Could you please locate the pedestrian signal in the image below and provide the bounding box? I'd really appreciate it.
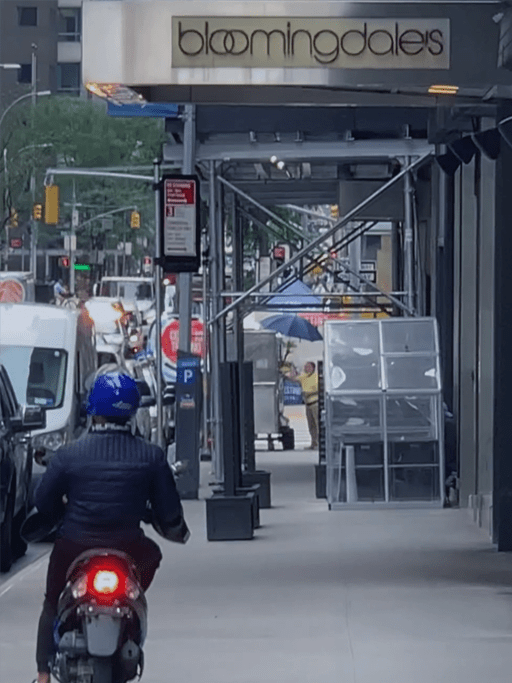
[59,256,70,268]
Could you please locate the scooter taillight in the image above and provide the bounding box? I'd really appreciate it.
[70,563,140,603]
[92,570,120,596]
[87,567,125,602]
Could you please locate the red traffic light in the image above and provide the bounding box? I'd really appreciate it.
[59,256,70,267]
[273,246,286,261]
[10,238,22,249]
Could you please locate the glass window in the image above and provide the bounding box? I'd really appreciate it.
[100,281,153,301]
[58,8,81,42]
[0,346,68,409]
[57,63,81,96]
[381,320,436,354]
[18,64,32,84]
[384,356,439,391]
[18,7,37,26]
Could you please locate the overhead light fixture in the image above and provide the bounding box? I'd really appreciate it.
[270,155,278,165]
[435,150,462,176]
[277,160,286,171]
[472,128,501,160]
[448,136,477,164]
[428,84,459,95]
[249,131,257,143]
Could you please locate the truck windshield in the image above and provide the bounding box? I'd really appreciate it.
[100,281,153,301]
[0,346,68,409]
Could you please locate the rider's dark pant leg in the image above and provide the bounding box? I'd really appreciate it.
[124,535,163,592]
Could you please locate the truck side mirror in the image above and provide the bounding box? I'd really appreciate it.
[11,405,46,432]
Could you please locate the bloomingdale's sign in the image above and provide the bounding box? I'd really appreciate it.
[172,17,450,69]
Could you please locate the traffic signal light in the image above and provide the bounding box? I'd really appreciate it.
[130,210,141,229]
[59,256,70,268]
[9,208,18,228]
[45,185,59,224]
[330,204,339,219]
[32,203,43,221]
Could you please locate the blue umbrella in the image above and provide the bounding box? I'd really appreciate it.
[261,314,323,341]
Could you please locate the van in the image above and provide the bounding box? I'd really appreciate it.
[0,303,97,483]
[95,277,155,337]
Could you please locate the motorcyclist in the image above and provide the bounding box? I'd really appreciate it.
[32,372,188,683]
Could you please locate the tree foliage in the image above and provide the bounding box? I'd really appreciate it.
[0,96,167,258]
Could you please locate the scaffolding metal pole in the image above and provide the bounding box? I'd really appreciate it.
[403,156,415,315]
[178,104,196,352]
[213,153,431,323]
[153,159,164,449]
[209,161,223,480]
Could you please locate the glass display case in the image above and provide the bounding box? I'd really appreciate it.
[324,318,444,508]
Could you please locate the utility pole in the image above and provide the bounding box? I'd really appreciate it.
[30,45,37,277]
[70,181,78,294]
[178,104,195,352]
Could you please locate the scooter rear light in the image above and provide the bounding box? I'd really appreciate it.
[92,570,120,595]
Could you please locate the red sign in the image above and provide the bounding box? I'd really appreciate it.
[165,179,196,206]
[0,279,25,303]
[10,238,22,249]
[273,246,286,260]
[161,319,205,364]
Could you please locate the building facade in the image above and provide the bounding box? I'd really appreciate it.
[0,0,83,108]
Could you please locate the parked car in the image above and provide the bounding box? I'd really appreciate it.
[0,364,46,572]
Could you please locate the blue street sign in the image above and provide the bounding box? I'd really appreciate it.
[107,102,179,118]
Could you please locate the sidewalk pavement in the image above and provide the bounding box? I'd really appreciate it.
[3,432,512,682]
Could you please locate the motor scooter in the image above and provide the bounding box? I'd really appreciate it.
[21,462,189,683]
[52,547,146,683]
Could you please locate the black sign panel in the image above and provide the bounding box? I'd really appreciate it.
[159,174,201,273]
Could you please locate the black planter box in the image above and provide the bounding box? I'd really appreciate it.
[315,462,327,499]
[241,470,271,508]
[206,493,255,541]
[212,485,260,528]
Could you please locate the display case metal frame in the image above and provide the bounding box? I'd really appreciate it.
[324,318,444,510]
